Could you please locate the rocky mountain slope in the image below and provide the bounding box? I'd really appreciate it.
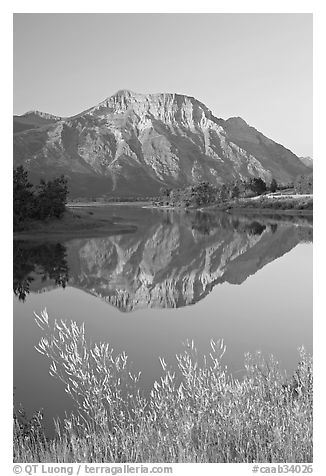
[13,90,310,197]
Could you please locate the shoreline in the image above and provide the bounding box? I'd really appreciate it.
[224,207,313,216]
[14,197,313,241]
[13,207,137,241]
[67,201,152,208]
[13,226,137,241]
[151,193,313,215]
[148,203,313,215]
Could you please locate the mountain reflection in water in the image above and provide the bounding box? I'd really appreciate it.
[13,210,312,310]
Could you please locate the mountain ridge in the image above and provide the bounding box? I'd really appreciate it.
[13,90,311,198]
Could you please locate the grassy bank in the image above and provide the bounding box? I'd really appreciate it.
[14,311,313,463]
[223,195,313,214]
[13,207,137,240]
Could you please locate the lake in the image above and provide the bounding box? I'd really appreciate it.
[13,205,313,433]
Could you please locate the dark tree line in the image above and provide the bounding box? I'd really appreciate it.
[14,166,68,231]
[157,176,278,208]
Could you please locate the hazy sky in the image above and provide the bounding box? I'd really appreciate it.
[13,13,312,156]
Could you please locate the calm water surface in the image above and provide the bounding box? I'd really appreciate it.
[13,206,313,432]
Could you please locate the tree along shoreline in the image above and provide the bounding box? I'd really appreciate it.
[14,166,69,232]
[153,176,313,213]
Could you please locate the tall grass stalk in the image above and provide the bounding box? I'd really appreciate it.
[14,310,312,463]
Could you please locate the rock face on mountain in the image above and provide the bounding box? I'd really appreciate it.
[16,210,312,311]
[13,90,310,197]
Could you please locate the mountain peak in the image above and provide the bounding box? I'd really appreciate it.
[89,90,210,122]
[108,90,199,104]
[111,89,137,98]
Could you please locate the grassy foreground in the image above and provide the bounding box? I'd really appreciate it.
[14,311,313,463]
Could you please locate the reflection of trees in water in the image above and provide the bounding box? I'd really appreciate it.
[158,209,313,242]
[245,221,266,236]
[188,212,268,237]
[190,212,218,235]
[187,210,313,240]
[13,241,69,301]
[270,223,278,234]
[296,226,313,243]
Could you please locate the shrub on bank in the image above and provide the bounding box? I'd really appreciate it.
[14,311,313,464]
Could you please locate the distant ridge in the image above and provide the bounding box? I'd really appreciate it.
[13,110,62,134]
[21,110,63,120]
[299,156,313,168]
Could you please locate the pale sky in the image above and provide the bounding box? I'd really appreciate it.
[13,13,312,157]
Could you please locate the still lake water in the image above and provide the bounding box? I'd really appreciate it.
[13,206,312,432]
